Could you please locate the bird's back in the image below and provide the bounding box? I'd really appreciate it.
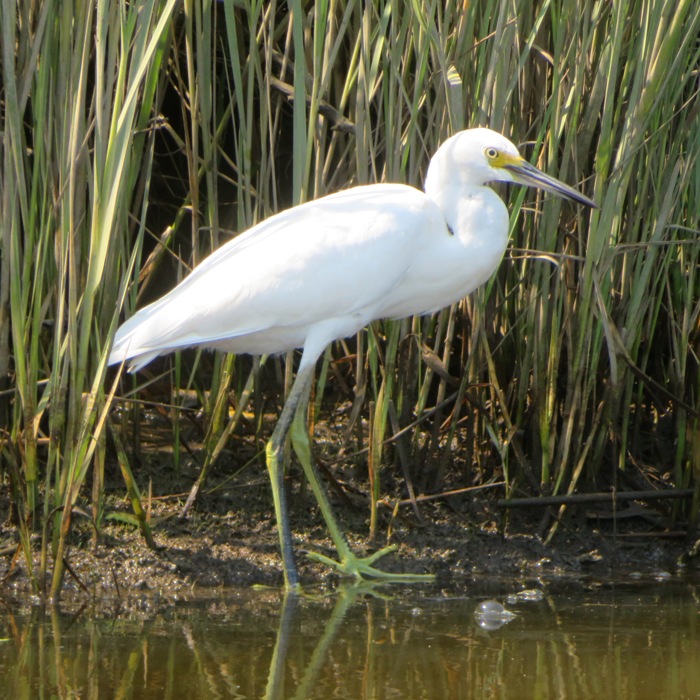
[109,184,454,370]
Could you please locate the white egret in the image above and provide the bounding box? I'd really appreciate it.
[109,128,596,588]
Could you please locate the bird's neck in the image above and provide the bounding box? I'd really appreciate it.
[424,156,449,203]
[425,158,485,219]
[425,180,490,235]
[424,154,509,247]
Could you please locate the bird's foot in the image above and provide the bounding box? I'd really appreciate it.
[306,544,435,582]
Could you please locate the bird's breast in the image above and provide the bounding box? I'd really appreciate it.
[377,189,510,318]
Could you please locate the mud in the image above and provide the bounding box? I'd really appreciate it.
[1,460,693,606]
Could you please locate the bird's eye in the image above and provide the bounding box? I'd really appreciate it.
[485,147,499,160]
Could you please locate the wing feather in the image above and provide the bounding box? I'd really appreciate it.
[109,184,445,367]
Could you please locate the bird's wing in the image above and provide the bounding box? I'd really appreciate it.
[110,184,448,363]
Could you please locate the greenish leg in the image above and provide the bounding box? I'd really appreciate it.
[266,438,300,590]
[290,391,435,583]
[265,362,318,590]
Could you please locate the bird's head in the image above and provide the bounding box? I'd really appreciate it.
[426,127,597,208]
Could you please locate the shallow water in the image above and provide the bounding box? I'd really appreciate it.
[1,576,699,699]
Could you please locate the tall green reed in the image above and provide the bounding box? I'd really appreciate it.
[2,0,698,595]
[2,0,177,595]
[215,0,699,516]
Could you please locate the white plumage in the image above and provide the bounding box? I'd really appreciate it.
[109,128,595,587]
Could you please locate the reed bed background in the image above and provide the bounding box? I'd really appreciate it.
[1,0,699,595]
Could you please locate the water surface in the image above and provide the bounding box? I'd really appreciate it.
[1,576,698,699]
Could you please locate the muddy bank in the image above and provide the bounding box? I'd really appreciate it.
[1,467,694,605]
